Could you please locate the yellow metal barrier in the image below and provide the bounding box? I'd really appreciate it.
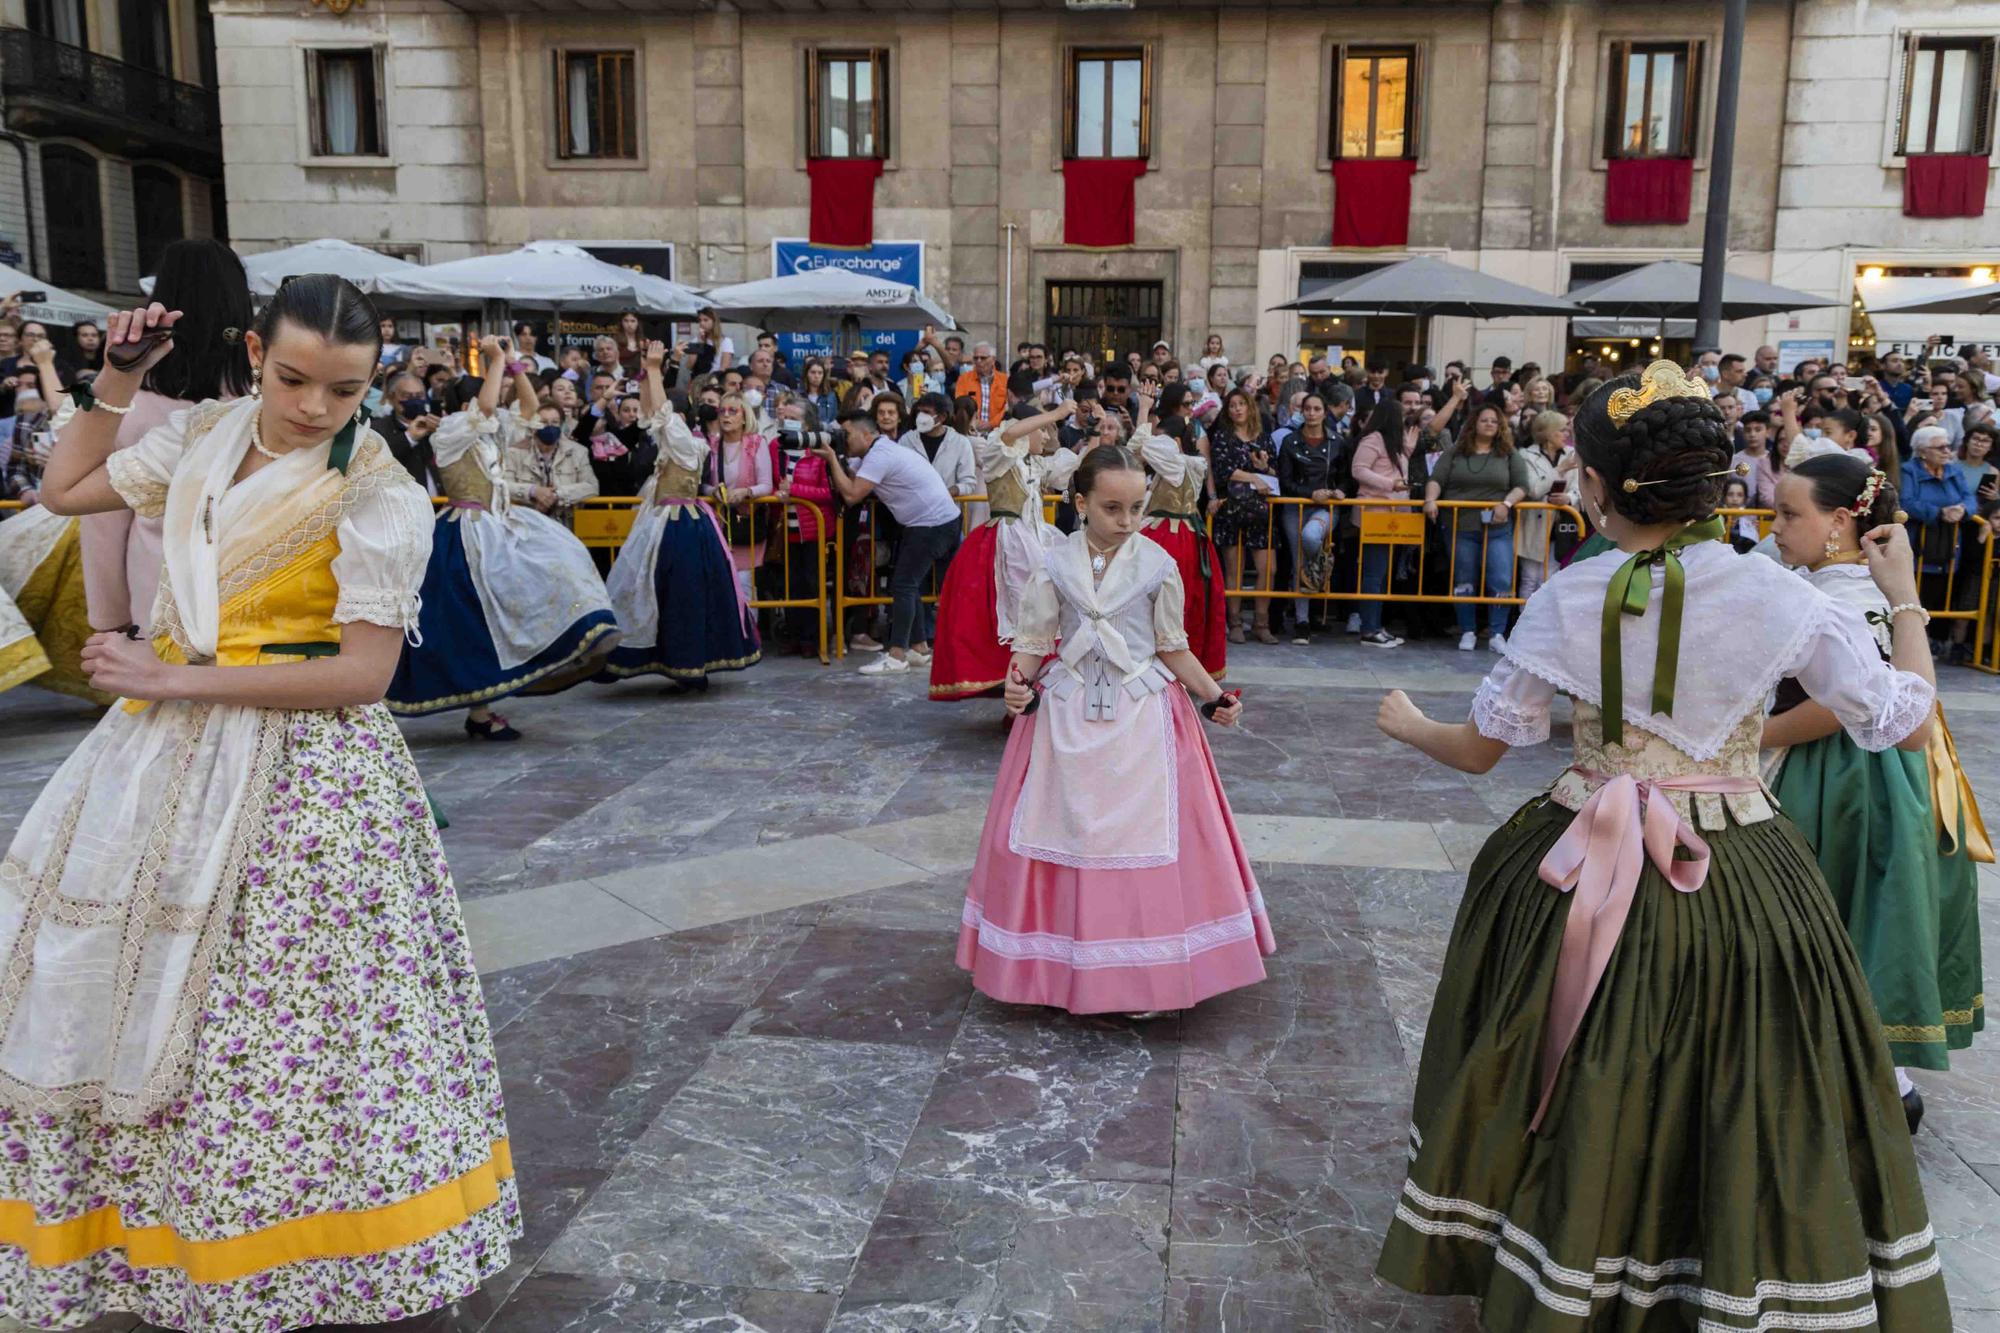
[1212,497,1590,609]
[0,500,23,515]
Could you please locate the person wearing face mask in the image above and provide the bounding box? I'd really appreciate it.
[374,371,443,492]
[898,392,979,502]
[928,398,1084,703]
[387,337,618,740]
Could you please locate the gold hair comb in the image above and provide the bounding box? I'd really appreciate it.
[1622,461,1749,492]
[1605,360,1713,427]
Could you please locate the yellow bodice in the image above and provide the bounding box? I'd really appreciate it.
[1148,470,1202,516]
[437,453,495,507]
[655,459,702,501]
[152,531,344,672]
[988,467,1030,517]
[1553,700,1776,829]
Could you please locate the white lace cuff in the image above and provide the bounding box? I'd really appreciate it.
[105,448,169,518]
[1011,636,1056,658]
[1845,669,1936,752]
[1156,630,1190,653]
[334,587,423,633]
[1471,674,1550,747]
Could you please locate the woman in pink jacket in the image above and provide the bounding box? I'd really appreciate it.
[1346,395,1411,648]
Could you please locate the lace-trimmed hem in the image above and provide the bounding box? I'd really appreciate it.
[1850,669,1936,753]
[104,449,168,519]
[1471,674,1549,747]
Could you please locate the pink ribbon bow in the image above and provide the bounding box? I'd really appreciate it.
[1529,769,1762,1133]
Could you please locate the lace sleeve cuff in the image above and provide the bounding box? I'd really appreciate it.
[1471,674,1551,747]
[333,588,424,634]
[1012,636,1056,657]
[105,447,168,518]
[1846,668,1936,752]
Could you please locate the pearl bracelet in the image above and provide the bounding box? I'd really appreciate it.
[1887,602,1931,625]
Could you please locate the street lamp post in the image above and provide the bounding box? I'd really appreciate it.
[1694,0,1747,351]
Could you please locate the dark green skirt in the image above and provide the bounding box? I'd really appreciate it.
[1377,796,1950,1331]
[1775,734,1984,1068]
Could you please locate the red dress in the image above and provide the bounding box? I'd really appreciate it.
[1138,443,1227,678]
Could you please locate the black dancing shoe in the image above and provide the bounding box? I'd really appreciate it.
[465,712,522,742]
[1903,1086,1925,1136]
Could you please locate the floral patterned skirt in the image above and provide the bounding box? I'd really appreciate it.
[0,704,519,1331]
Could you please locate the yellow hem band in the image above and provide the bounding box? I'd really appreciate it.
[0,1138,512,1285]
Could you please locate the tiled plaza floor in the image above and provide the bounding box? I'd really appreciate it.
[6,634,2000,1332]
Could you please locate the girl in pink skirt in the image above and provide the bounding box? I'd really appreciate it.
[955,445,1275,1017]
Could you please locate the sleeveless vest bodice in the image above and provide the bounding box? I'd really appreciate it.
[988,466,1030,518]
[655,458,702,501]
[436,452,494,507]
[1148,469,1202,516]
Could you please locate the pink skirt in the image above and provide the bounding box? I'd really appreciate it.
[956,686,1275,1013]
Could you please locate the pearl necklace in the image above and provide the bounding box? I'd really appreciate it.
[248,412,282,462]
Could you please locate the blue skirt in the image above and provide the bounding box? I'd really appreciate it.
[599,501,760,682]
[387,514,621,716]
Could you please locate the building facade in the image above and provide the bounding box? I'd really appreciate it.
[0,0,223,300]
[203,0,2000,371]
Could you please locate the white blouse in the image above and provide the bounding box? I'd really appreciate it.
[1471,541,1933,758]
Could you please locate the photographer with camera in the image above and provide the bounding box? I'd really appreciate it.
[375,370,443,493]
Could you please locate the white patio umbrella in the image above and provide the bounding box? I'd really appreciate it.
[1862,279,2000,319]
[0,262,112,327]
[140,238,422,298]
[702,267,955,333]
[1271,254,1587,360]
[371,241,705,315]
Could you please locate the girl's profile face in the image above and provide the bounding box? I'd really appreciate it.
[1770,473,1839,568]
[1078,468,1148,544]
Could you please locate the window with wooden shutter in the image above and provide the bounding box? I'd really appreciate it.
[1065,48,1151,159]
[1896,36,1997,156]
[807,49,889,159]
[1331,45,1420,160]
[1603,40,1703,159]
[555,50,638,161]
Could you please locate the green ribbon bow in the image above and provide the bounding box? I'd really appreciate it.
[328,411,364,475]
[1598,516,1725,746]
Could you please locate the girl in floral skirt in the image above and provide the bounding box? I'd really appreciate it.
[1,277,517,1330]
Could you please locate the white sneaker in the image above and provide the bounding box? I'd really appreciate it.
[1489,632,1508,653]
[907,646,934,665]
[849,633,885,653]
[1345,613,1361,634]
[859,654,910,676]
[1458,632,1476,651]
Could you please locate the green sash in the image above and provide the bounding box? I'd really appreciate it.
[1598,517,1725,746]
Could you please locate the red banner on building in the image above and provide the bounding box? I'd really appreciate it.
[1903,154,1990,219]
[807,157,885,248]
[1331,158,1416,248]
[1603,157,1693,225]
[1062,157,1149,249]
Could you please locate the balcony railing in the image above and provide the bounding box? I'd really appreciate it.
[0,27,219,175]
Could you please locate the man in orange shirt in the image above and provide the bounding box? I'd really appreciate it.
[954,341,1006,430]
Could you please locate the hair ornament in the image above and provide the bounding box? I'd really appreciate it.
[1837,468,1888,520]
[222,327,242,345]
[1622,462,1744,493]
[1605,360,1713,427]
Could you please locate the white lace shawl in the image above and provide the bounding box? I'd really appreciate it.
[1487,541,1934,759]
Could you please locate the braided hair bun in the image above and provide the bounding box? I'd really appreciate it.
[1573,366,1732,526]
[1790,453,1901,531]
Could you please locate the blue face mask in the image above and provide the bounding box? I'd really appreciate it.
[1753,386,1774,406]
[535,424,563,445]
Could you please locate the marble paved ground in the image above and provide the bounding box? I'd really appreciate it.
[8,632,2000,1332]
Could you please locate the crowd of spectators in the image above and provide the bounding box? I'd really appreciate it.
[7,289,1996,666]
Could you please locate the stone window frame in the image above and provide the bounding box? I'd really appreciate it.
[545,42,648,173]
[1588,27,1719,172]
[793,38,903,172]
[294,39,394,169]
[1883,30,2000,166]
[1319,39,1427,168]
[1601,39,1704,161]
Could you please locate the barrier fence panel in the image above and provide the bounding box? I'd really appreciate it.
[831,494,1014,660]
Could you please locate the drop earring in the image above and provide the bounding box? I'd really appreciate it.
[250,363,263,399]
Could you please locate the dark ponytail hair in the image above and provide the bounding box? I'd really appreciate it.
[145,238,253,402]
[1573,369,1732,525]
[1791,453,1900,531]
[1363,395,1406,463]
[1072,442,1147,498]
[253,273,382,363]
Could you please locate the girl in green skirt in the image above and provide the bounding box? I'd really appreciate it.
[1765,453,1986,1134]
[1374,362,1951,1330]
